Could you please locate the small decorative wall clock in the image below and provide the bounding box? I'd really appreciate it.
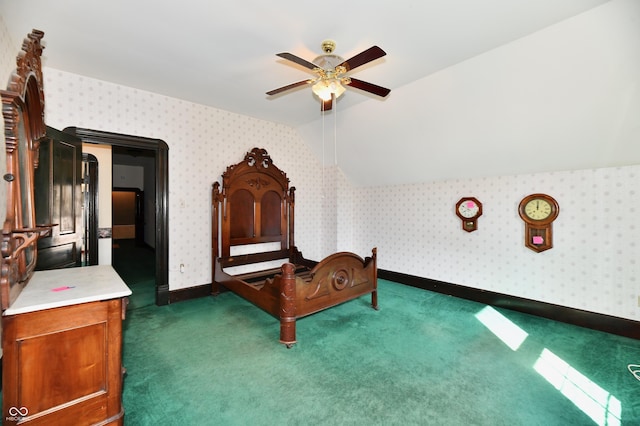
[518,193,559,252]
[455,197,483,232]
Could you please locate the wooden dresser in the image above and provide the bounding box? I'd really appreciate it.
[2,266,131,425]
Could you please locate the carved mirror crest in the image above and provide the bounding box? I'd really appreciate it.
[0,29,50,310]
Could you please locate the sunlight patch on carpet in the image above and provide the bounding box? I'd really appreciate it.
[534,348,621,426]
[475,306,528,351]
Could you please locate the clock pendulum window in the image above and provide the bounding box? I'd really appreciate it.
[518,193,559,252]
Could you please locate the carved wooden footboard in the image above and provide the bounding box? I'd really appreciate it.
[212,247,377,347]
[269,249,377,347]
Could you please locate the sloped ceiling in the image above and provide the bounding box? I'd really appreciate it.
[4,0,639,185]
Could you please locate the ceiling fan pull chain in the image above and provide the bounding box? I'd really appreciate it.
[334,95,338,166]
[322,107,325,197]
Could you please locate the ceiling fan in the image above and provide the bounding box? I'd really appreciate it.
[266,39,391,111]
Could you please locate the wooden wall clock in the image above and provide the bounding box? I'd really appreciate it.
[455,197,482,232]
[518,193,559,252]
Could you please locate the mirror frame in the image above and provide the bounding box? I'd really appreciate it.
[0,30,48,310]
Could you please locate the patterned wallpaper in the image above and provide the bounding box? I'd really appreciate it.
[41,68,326,291]
[343,166,640,321]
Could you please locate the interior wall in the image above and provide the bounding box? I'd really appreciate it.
[341,165,640,322]
[113,164,143,190]
[112,191,136,239]
[320,165,338,256]
[112,162,155,247]
[41,68,325,291]
[113,154,156,247]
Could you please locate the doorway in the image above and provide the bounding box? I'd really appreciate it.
[64,127,169,305]
[112,185,155,309]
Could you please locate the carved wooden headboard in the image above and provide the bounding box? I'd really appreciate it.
[212,148,296,268]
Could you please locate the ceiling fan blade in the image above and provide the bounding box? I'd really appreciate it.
[321,96,333,111]
[338,46,386,72]
[346,78,391,98]
[266,80,311,96]
[276,52,318,70]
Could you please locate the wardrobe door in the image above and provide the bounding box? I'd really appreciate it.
[34,126,83,269]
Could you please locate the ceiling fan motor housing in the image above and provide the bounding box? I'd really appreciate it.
[313,54,344,71]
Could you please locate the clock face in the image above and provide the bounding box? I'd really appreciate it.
[457,200,480,218]
[523,198,553,220]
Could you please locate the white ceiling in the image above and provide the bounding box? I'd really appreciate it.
[6,0,638,187]
[1,0,609,128]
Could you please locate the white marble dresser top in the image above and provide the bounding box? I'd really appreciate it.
[4,265,132,316]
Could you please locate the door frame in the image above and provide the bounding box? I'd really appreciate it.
[83,153,99,266]
[64,127,169,305]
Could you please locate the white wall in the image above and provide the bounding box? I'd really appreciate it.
[113,164,143,190]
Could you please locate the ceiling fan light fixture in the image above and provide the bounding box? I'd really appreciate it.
[312,79,345,101]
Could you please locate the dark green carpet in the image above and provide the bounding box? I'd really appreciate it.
[121,280,640,425]
[112,239,156,309]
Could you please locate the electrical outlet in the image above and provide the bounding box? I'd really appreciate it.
[180,263,185,273]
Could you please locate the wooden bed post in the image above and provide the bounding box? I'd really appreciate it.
[279,262,297,348]
[371,247,378,310]
[288,187,295,256]
[211,182,221,295]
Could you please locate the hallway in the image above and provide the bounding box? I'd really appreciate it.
[112,239,156,309]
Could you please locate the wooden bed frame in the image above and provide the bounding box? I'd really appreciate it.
[212,148,377,347]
